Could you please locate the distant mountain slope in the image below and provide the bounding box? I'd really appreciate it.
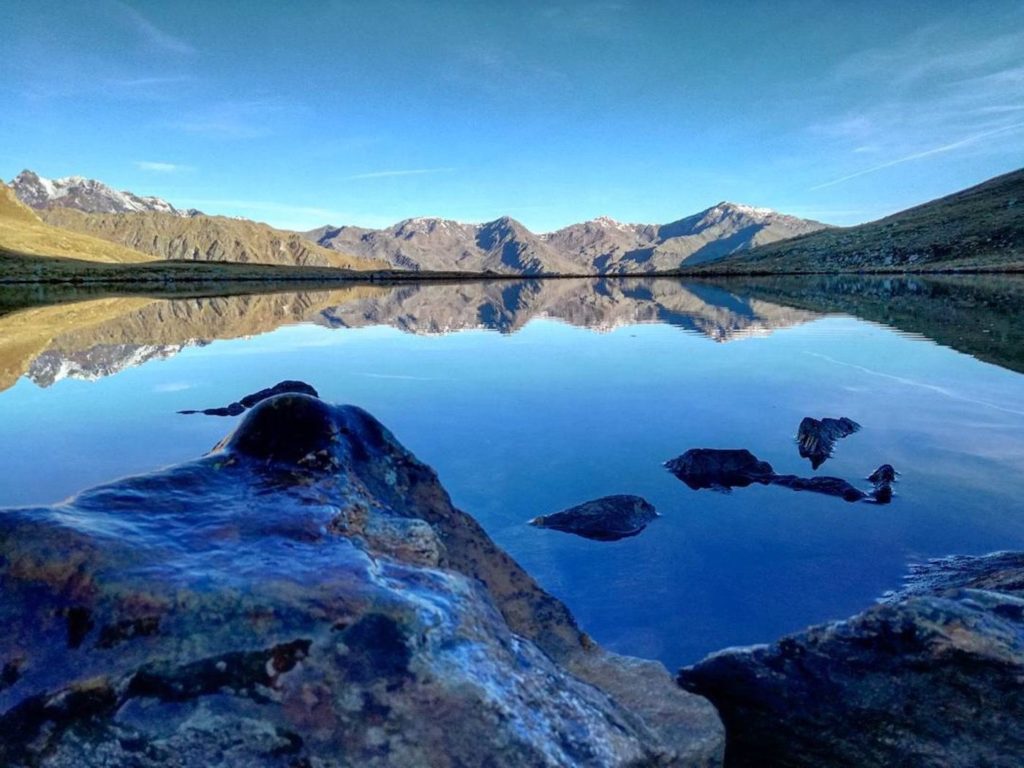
[40,208,385,271]
[309,216,584,275]
[702,168,1024,273]
[543,204,826,272]
[0,182,155,264]
[9,169,198,216]
[309,204,826,274]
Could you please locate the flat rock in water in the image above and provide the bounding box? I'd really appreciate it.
[0,393,722,768]
[678,550,1024,767]
[796,416,861,469]
[664,448,776,491]
[529,494,658,541]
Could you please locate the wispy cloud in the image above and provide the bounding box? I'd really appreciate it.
[811,121,1024,190]
[346,168,455,180]
[106,74,195,89]
[135,160,191,173]
[808,14,1024,192]
[108,0,195,55]
[173,100,287,139]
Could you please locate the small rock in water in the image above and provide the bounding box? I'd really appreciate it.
[797,416,861,469]
[868,463,899,504]
[664,449,775,491]
[529,495,658,541]
[178,380,318,416]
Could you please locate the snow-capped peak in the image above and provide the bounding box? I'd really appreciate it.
[9,169,187,216]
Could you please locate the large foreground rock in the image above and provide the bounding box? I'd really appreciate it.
[678,551,1024,767]
[0,394,722,767]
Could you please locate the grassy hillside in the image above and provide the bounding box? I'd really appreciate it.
[0,183,156,264]
[686,168,1024,274]
[40,208,384,271]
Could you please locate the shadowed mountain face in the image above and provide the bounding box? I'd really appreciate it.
[0,279,818,392]
[309,204,826,274]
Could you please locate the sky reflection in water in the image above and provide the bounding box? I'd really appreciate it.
[1,278,1023,666]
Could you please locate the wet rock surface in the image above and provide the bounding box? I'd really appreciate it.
[0,393,722,767]
[529,495,659,541]
[796,416,860,469]
[678,550,1024,768]
[178,380,318,416]
[665,448,894,504]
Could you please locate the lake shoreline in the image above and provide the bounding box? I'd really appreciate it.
[2,248,1024,289]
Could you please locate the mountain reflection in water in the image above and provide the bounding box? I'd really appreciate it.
[0,278,819,391]
[1,274,1023,666]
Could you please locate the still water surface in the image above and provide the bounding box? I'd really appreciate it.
[1,276,1023,666]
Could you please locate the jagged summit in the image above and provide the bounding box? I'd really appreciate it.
[9,169,194,217]
[308,203,827,274]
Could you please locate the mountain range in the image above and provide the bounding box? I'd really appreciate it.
[8,169,827,274]
[2,172,383,271]
[306,204,826,274]
[3,166,1022,275]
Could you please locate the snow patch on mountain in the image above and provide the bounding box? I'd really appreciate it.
[9,169,191,216]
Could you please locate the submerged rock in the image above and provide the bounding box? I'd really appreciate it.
[868,463,898,504]
[529,495,658,541]
[665,448,890,504]
[678,550,1024,767]
[0,394,722,767]
[768,474,866,502]
[796,416,860,469]
[178,380,318,416]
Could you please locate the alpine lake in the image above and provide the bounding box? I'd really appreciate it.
[2,274,1023,667]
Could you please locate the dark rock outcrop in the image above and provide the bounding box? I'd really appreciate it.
[665,448,892,504]
[664,449,775,491]
[178,380,318,416]
[868,463,898,503]
[796,416,860,469]
[0,393,722,767]
[678,551,1024,767]
[529,495,659,541]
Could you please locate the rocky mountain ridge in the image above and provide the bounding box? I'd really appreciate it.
[7,168,826,274]
[9,170,199,217]
[308,204,827,274]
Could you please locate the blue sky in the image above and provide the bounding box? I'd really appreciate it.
[2,0,1023,231]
